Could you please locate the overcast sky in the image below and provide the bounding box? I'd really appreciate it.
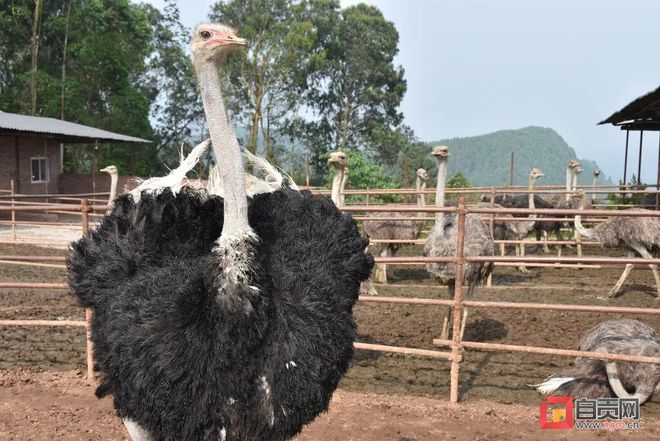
[145,0,660,183]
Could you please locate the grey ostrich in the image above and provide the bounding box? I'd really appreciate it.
[534,319,660,403]
[424,145,494,340]
[100,165,119,207]
[362,167,429,284]
[511,167,544,273]
[533,160,581,255]
[574,202,660,298]
[480,168,544,273]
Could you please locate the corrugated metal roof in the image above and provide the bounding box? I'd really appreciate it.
[599,85,660,131]
[0,110,150,143]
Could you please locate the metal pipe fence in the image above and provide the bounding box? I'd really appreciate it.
[342,199,660,402]
[0,195,659,404]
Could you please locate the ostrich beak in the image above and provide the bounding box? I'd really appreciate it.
[100,166,111,173]
[209,34,247,47]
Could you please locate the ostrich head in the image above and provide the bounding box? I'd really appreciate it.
[594,169,601,177]
[416,168,429,183]
[571,190,588,208]
[100,165,117,176]
[190,23,246,62]
[568,159,581,170]
[529,167,545,181]
[574,166,584,175]
[431,145,449,160]
[328,151,348,170]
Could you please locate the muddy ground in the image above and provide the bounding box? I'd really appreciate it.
[0,241,659,438]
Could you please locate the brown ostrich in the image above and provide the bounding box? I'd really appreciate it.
[534,319,660,403]
[424,145,494,340]
[362,167,429,284]
[574,202,660,298]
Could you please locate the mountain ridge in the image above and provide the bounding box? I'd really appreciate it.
[426,126,611,187]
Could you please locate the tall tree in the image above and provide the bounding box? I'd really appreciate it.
[144,0,206,172]
[29,0,43,114]
[300,3,406,176]
[209,0,332,162]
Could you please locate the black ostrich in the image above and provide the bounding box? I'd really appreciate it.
[67,23,373,441]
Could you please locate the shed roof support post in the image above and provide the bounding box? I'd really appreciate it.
[623,130,629,187]
[657,133,660,210]
[638,130,644,186]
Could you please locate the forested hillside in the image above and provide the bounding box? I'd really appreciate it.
[424,126,610,187]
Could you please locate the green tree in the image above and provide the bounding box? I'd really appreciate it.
[0,0,158,175]
[209,0,330,162]
[325,150,401,203]
[144,0,206,173]
[301,3,406,176]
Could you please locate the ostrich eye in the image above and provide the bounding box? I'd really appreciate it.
[200,30,212,40]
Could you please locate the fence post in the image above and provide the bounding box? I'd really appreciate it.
[487,186,495,287]
[10,180,16,240]
[81,198,94,380]
[449,197,466,403]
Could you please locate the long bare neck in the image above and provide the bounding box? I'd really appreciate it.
[416,177,426,207]
[574,211,595,239]
[565,167,572,201]
[592,175,598,201]
[435,159,447,221]
[340,167,348,206]
[331,167,343,206]
[572,172,579,192]
[196,61,249,239]
[108,173,118,203]
[528,176,537,219]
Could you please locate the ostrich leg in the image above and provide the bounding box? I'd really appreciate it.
[632,245,660,299]
[609,251,636,298]
[460,281,477,340]
[440,280,455,340]
[516,243,530,274]
[372,246,389,283]
[543,231,551,254]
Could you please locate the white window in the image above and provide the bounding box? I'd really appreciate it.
[31,157,49,183]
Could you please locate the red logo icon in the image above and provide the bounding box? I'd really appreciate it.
[540,396,574,429]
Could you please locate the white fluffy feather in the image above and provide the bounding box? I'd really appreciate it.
[529,377,575,395]
[128,137,297,202]
[130,139,211,202]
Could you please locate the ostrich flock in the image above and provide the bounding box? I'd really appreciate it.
[64,23,660,441]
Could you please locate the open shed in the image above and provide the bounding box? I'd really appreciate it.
[0,110,149,194]
[599,85,660,187]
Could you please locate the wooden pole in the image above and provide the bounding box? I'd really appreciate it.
[81,199,94,380]
[509,151,514,186]
[449,197,466,403]
[304,155,310,187]
[486,186,495,287]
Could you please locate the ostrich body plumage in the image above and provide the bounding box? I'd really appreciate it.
[68,187,373,441]
[362,213,423,251]
[537,319,660,402]
[424,213,494,285]
[586,209,660,250]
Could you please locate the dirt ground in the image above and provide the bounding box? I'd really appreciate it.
[1,240,659,439]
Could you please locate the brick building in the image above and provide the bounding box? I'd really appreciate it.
[0,110,149,194]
